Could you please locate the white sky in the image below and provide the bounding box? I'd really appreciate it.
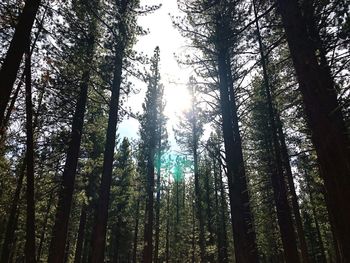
[117,0,193,150]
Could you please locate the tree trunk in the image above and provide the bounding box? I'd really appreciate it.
[112,218,121,263]
[37,192,53,261]
[215,15,259,263]
[64,236,71,263]
[89,46,124,263]
[276,112,309,263]
[0,80,22,139]
[214,157,228,263]
[219,162,229,263]
[48,36,94,263]
[0,7,47,137]
[194,156,207,263]
[304,169,327,263]
[74,205,87,263]
[0,161,25,263]
[191,202,196,263]
[9,231,18,263]
[132,198,140,263]
[204,166,214,243]
[252,2,300,261]
[24,44,36,263]
[276,1,350,261]
[154,140,162,263]
[1,55,45,262]
[0,0,41,123]
[191,94,206,262]
[165,183,170,263]
[142,149,156,263]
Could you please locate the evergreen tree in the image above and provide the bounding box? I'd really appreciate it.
[48,2,99,261]
[139,46,167,263]
[276,1,350,259]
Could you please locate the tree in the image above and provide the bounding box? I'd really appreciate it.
[214,6,259,261]
[48,2,98,261]
[0,0,41,124]
[251,1,301,261]
[24,39,36,263]
[175,1,259,260]
[175,77,207,262]
[207,133,229,263]
[139,46,165,263]
[88,0,136,261]
[108,137,136,262]
[276,0,350,260]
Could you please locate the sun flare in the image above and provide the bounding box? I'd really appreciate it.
[164,84,192,119]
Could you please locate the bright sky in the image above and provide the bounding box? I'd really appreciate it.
[117,0,193,150]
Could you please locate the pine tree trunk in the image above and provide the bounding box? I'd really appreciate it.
[0,7,46,137]
[191,104,206,262]
[0,161,25,263]
[304,169,327,263]
[154,144,162,263]
[276,112,309,263]
[37,192,53,261]
[112,219,121,263]
[252,2,300,261]
[176,180,179,224]
[64,236,71,263]
[1,59,44,262]
[9,232,19,263]
[89,2,128,260]
[89,48,123,263]
[215,16,259,263]
[214,157,228,263]
[218,162,229,263]
[191,202,196,263]
[48,37,94,263]
[24,45,36,263]
[0,80,22,139]
[132,198,140,263]
[194,153,206,262]
[82,218,92,263]
[214,164,221,261]
[0,0,40,123]
[142,149,156,263]
[165,184,170,263]
[276,1,350,261]
[204,167,214,243]
[74,205,87,263]
[142,49,161,263]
